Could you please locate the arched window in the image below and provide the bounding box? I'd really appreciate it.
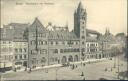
[82,41,85,44]
[51,41,53,45]
[82,36,85,39]
[60,49,63,53]
[41,57,46,63]
[19,48,22,52]
[54,49,58,53]
[82,48,85,52]
[15,48,18,52]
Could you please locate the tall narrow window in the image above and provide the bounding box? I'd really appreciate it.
[15,48,18,53]
[82,36,85,39]
[19,48,22,52]
[24,48,26,52]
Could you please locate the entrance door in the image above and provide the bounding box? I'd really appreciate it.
[74,55,78,62]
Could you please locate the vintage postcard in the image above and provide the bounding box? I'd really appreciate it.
[0,0,127,80]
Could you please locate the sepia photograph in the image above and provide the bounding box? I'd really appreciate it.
[0,0,127,80]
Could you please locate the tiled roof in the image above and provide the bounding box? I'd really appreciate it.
[9,23,29,28]
[86,36,98,42]
[0,23,29,41]
[0,27,13,40]
[86,29,101,35]
[48,30,79,40]
[29,18,47,32]
[99,33,116,43]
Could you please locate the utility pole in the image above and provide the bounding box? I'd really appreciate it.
[117,51,120,79]
[55,67,59,80]
[27,28,30,69]
[126,37,128,80]
[47,31,49,65]
[101,40,103,59]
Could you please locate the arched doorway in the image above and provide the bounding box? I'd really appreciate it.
[41,57,46,66]
[74,55,78,62]
[68,55,73,62]
[61,56,67,64]
[102,54,104,58]
[23,61,27,67]
[96,54,98,59]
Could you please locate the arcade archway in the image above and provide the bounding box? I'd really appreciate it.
[68,55,73,62]
[74,55,78,62]
[61,56,67,64]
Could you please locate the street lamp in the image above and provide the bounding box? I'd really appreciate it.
[55,67,59,80]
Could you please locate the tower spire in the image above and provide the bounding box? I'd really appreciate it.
[105,27,107,34]
[77,1,83,12]
[78,1,83,9]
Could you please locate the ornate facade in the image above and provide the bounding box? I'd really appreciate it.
[26,2,101,68]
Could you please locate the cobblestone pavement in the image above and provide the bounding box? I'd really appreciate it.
[2,55,127,80]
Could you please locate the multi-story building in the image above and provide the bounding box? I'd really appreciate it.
[27,19,49,68]
[1,2,121,70]
[98,28,120,58]
[86,38,100,59]
[13,39,28,69]
[0,23,29,71]
[0,27,14,71]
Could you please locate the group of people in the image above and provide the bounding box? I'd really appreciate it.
[66,62,86,70]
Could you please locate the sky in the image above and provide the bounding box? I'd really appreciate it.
[1,0,127,35]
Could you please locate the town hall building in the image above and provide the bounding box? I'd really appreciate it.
[26,2,101,68]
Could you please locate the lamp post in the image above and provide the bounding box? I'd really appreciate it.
[113,48,116,68]
[55,67,59,80]
[4,62,5,72]
[27,28,30,69]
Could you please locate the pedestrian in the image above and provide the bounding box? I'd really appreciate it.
[14,68,17,72]
[76,65,77,68]
[83,77,85,80]
[24,67,27,71]
[81,72,84,76]
[30,68,31,72]
[45,69,48,73]
[83,63,85,66]
[105,68,107,71]
[72,64,74,70]
[28,68,31,73]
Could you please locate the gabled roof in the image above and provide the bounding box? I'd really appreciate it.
[86,36,98,42]
[78,2,83,9]
[29,18,46,32]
